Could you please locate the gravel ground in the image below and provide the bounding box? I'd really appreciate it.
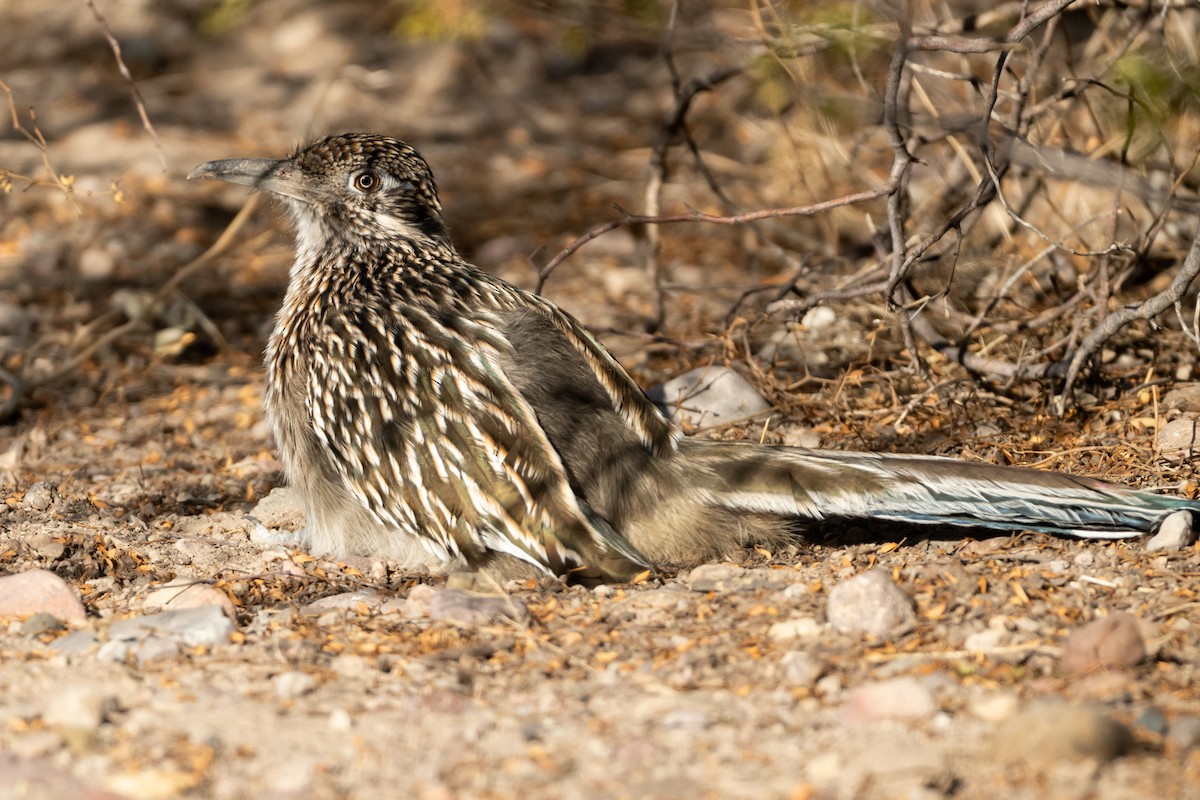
[2,2,1200,798]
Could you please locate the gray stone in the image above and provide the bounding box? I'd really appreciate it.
[249,486,307,531]
[20,612,68,636]
[134,634,183,664]
[26,532,66,561]
[302,590,384,615]
[1145,510,1197,552]
[1156,417,1200,460]
[651,366,770,428]
[1162,384,1200,412]
[0,300,32,337]
[686,564,800,593]
[22,483,55,511]
[994,701,1132,764]
[108,605,235,651]
[50,630,100,655]
[826,569,915,638]
[777,651,824,687]
[1133,706,1169,736]
[403,584,527,626]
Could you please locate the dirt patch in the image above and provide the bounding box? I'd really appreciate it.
[2,2,1199,798]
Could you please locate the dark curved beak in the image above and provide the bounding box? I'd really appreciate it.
[187,157,313,203]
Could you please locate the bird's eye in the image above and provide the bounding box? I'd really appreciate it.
[353,171,379,192]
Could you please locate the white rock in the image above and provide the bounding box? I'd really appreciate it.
[653,366,770,428]
[964,627,1008,652]
[273,670,317,699]
[778,651,824,687]
[969,693,1019,722]
[826,569,915,638]
[78,247,115,280]
[43,685,113,731]
[1145,510,1197,552]
[767,616,823,643]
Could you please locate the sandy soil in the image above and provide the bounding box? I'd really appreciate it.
[2,2,1199,798]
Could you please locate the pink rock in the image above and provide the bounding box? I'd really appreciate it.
[141,581,236,620]
[842,677,937,725]
[0,569,86,625]
[1060,612,1146,677]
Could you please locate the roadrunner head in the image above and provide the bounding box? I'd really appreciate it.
[188,133,449,247]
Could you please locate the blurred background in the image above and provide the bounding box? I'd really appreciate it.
[4,0,1200,470]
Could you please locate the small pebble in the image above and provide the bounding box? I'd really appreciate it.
[815,674,842,698]
[302,590,384,614]
[826,569,915,638]
[838,741,951,797]
[969,693,1018,723]
[994,701,1132,764]
[42,686,112,734]
[330,654,370,678]
[650,366,770,427]
[1060,612,1146,677]
[78,246,116,280]
[403,584,527,626]
[963,627,1008,652]
[1145,510,1197,552]
[1167,716,1200,751]
[0,300,32,336]
[249,486,307,530]
[842,676,937,725]
[134,634,182,664]
[801,306,837,330]
[51,630,99,655]
[1072,550,1096,568]
[98,605,235,663]
[21,612,68,637]
[777,651,824,688]
[273,670,318,699]
[1157,417,1200,460]
[22,483,55,511]
[1133,706,1169,736]
[1162,383,1200,411]
[767,616,823,643]
[142,581,236,619]
[25,532,66,561]
[686,564,798,592]
[0,569,87,625]
[328,708,352,732]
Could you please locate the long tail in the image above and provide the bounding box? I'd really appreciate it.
[683,440,1196,538]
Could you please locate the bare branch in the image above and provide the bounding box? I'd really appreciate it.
[1055,222,1200,414]
[83,0,168,172]
[536,185,894,292]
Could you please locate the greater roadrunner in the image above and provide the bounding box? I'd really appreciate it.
[190,134,1197,582]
